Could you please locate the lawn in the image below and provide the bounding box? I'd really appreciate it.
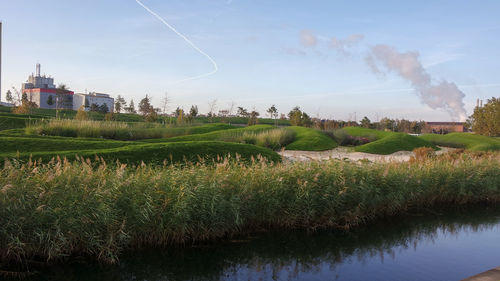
[420,133,500,151]
[285,126,338,151]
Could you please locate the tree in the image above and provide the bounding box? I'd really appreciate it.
[288,106,303,126]
[189,105,198,118]
[267,104,278,126]
[115,95,126,113]
[207,99,217,119]
[5,90,13,104]
[126,99,136,113]
[139,95,153,116]
[471,97,500,136]
[174,107,183,117]
[75,106,88,120]
[99,103,109,114]
[237,106,249,117]
[288,106,312,127]
[248,110,260,125]
[22,92,28,102]
[47,95,54,106]
[57,84,69,91]
[360,116,371,128]
[176,108,184,124]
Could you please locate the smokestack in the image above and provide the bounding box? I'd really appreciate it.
[36,63,41,77]
[480,100,483,107]
[476,98,479,108]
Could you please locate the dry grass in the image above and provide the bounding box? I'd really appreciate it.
[0,152,499,266]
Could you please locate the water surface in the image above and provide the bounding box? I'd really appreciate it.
[35,206,500,281]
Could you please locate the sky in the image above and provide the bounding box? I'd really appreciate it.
[1,0,499,121]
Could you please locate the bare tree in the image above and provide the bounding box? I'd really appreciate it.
[161,91,170,115]
[11,87,22,106]
[228,101,236,116]
[208,99,217,117]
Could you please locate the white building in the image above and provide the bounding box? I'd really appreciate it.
[73,92,114,113]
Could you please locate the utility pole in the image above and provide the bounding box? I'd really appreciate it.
[0,22,3,103]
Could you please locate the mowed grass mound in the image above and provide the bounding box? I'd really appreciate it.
[342,127,437,155]
[285,126,337,151]
[0,115,43,131]
[141,125,275,143]
[342,126,391,140]
[7,141,281,164]
[0,136,133,156]
[420,133,500,151]
[355,133,437,155]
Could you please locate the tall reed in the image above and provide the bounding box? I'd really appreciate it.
[0,152,499,265]
[26,119,229,140]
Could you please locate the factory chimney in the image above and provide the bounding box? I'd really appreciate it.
[36,63,41,77]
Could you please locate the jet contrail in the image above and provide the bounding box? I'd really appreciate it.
[134,0,218,85]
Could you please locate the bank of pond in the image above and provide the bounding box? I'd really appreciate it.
[0,153,499,274]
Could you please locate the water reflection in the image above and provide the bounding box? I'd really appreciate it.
[35,206,500,281]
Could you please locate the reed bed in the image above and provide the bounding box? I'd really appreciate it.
[26,119,233,140]
[225,128,296,150]
[0,152,499,265]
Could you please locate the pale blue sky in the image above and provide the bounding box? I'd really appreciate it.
[1,0,499,120]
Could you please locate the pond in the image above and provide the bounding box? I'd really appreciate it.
[32,206,500,281]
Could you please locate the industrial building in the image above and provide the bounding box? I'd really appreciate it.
[422,122,466,134]
[73,92,114,112]
[22,64,74,110]
[20,64,113,112]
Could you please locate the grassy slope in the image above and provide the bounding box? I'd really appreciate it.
[0,136,133,156]
[7,141,281,164]
[355,133,437,155]
[342,127,391,139]
[343,127,437,155]
[420,133,500,151]
[140,125,274,143]
[285,126,337,151]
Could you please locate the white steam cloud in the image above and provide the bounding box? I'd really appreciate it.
[330,34,364,55]
[366,44,467,121]
[300,30,317,47]
[135,0,218,85]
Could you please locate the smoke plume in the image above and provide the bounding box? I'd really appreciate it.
[300,30,317,47]
[330,34,364,55]
[366,44,467,121]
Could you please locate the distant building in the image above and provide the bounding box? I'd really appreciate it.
[423,122,465,134]
[22,64,74,110]
[73,92,114,113]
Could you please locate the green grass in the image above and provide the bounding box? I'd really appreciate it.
[0,136,133,155]
[355,133,438,155]
[1,153,498,265]
[420,133,500,151]
[0,116,42,131]
[27,120,236,140]
[141,125,275,143]
[342,127,391,140]
[338,127,437,155]
[285,126,338,151]
[3,141,281,165]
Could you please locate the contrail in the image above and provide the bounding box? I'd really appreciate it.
[134,0,218,85]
